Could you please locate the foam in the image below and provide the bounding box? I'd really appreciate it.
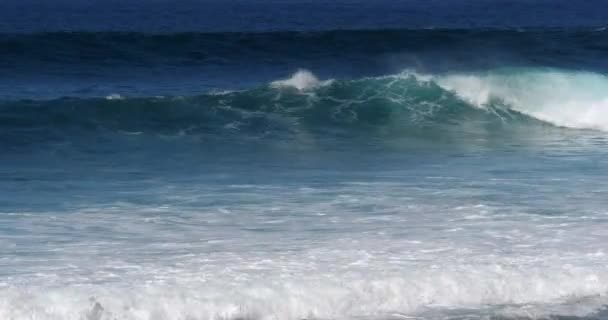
[429,68,608,131]
[2,195,608,320]
[270,69,330,91]
[105,93,124,100]
[1,263,607,320]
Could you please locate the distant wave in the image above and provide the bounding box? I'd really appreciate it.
[1,28,607,72]
[3,67,607,148]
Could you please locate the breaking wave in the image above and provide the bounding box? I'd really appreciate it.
[2,68,607,148]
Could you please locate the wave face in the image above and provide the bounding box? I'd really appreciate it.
[4,68,608,150]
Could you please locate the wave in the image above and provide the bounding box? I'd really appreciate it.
[2,68,607,148]
[1,28,608,73]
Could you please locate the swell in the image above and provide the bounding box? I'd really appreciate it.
[1,28,608,72]
[11,67,608,151]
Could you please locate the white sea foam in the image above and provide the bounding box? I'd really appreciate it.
[1,266,607,320]
[1,179,607,319]
[427,68,608,131]
[271,69,331,91]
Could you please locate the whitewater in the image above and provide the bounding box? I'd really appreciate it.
[2,157,608,320]
[2,4,608,315]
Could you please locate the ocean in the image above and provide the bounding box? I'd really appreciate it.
[1,1,608,319]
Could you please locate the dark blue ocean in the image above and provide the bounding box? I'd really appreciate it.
[2,1,608,319]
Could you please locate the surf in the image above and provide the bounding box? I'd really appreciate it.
[432,68,608,131]
[2,67,607,149]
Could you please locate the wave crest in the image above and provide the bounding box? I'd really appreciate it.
[270,69,329,91]
[433,68,608,131]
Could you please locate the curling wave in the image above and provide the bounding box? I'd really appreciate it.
[2,68,607,148]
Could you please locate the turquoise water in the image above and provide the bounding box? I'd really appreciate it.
[2,2,608,319]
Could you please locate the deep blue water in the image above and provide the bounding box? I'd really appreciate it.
[2,1,608,320]
[1,0,607,33]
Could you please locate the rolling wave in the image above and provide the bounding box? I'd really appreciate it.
[2,68,607,147]
[1,29,607,72]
